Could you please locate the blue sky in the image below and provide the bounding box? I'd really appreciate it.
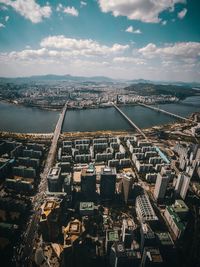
[0,0,199,82]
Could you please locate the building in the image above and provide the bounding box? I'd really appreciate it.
[155,232,175,266]
[121,174,134,204]
[106,230,120,253]
[63,174,71,195]
[47,167,62,192]
[63,219,85,249]
[100,167,116,200]
[0,158,14,179]
[109,242,141,267]
[5,178,34,192]
[75,154,91,163]
[136,194,158,223]
[40,198,62,241]
[170,200,189,220]
[140,223,156,252]
[146,173,157,183]
[122,218,136,248]
[175,173,191,199]
[81,164,96,199]
[79,202,94,216]
[164,206,186,240]
[141,247,164,267]
[180,173,191,200]
[154,174,169,201]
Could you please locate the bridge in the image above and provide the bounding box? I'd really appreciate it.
[139,103,194,123]
[112,103,148,140]
[16,103,67,266]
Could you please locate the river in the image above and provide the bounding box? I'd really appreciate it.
[0,97,199,133]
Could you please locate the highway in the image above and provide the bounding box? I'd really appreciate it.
[112,103,148,140]
[15,103,67,266]
[139,103,194,123]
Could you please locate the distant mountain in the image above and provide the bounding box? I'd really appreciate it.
[0,74,115,83]
[0,74,199,87]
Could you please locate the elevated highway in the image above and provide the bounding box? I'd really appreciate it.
[16,103,67,266]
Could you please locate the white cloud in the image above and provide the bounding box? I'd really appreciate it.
[80,1,87,7]
[1,37,199,82]
[98,0,186,23]
[162,20,167,26]
[63,6,79,16]
[139,42,200,62]
[0,0,52,23]
[113,56,146,65]
[56,3,63,12]
[5,15,9,21]
[0,22,5,28]
[40,35,129,56]
[125,26,141,34]
[177,8,187,19]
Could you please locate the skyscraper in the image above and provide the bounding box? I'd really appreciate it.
[100,167,116,201]
[154,173,169,201]
[122,173,134,204]
[81,164,96,200]
[175,172,191,199]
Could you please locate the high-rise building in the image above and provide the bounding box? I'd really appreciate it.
[109,242,141,267]
[63,174,71,195]
[105,230,119,253]
[140,223,156,253]
[141,247,164,267]
[136,194,158,223]
[81,164,96,200]
[154,174,169,201]
[175,172,191,199]
[121,174,134,204]
[122,218,136,248]
[100,167,116,200]
[47,167,62,192]
[40,198,62,241]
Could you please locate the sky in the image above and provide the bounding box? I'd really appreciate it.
[0,0,199,82]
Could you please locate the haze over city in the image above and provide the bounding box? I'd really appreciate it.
[0,0,199,81]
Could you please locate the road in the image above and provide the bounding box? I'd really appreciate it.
[15,103,67,266]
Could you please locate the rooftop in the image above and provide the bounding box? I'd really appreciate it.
[107,230,119,242]
[166,206,186,231]
[80,202,94,211]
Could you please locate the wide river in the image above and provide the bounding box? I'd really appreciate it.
[0,96,200,133]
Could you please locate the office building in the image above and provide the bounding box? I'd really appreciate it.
[105,230,119,253]
[40,198,62,241]
[164,205,186,239]
[79,202,94,216]
[100,167,116,200]
[140,223,156,252]
[47,167,62,192]
[121,174,134,204]
[136,194,158,223]
[122,218,136,248]
[154,174,169,201]
[81,164,96,199]
[175,173,191,200]
[109,242,141,267]
[141,247,164,267]
[63,174,71,195]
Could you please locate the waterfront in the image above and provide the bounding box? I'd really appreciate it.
[0,98,199,133]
